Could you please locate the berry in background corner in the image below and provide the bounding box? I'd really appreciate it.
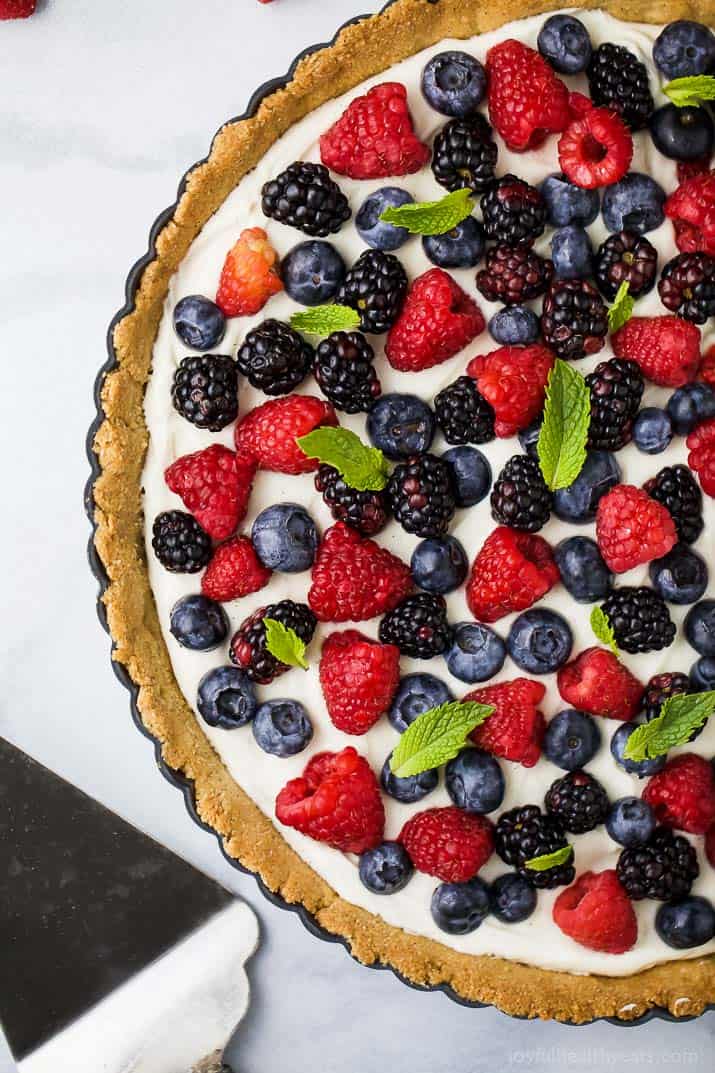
[0,0,36,18]
[653,20,715,80]
[687,418,715,497]
[643,754,715,835]
[656,897,715,950]
[649,105,714,164]
[665,172,715,256]
[659,253,715,324]
[666,382,715,435]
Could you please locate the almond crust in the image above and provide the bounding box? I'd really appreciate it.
[91,0,715,1022]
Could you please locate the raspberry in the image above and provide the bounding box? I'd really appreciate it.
[215,227,283,317]
[541,279,608,362]
[486,39,570,152]
[664,171,715,256]
[235,395,338,474]
[687,417,715,497]
[165,445,257,541]
[201,536,271,603]
[399,807,494,883]
[308,522,412,623]
[385,268,484,372]
[0,0,35,17]
[558,108,633,189]
[658,252,715,325]
[702,344,715,386]
[275,747,384,854]
[586,43,653,130]
[467,345,554,438]
[466,526,559,624]
[315,464,390,537]
[319,82,430,180]
[237,319,314,396]
[378,593,452,659]
[319,630,400,735]
[465,678,546,768]
[612,315,702,388]
[475,244,553,306]
[644,754,715,835]
[553,871,637,955]
[596,484,677,574]
[230,600,316,683]
[557,646,644,721]
[260,161,350,237]
[678,157,713,185]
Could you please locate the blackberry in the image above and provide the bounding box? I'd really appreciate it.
[494,805,575,890]
[434,376,495,445]
[541,279,608,361]
[387,453,457,538]
[617,826,699,901]
[600,587,676,654]
[476,243,554,305]
[643,464,704,545]
[644,672,691,722]
[378,593,452,659]
[658,252,715,324]
[594,230,658,302]
[490,455,552,533]
[171,354,238,430]
[544,771,610,834]
[431,114,498,194]
[587,43,654,130]
[314,464,390,537]
[313,331,381,413]
[236,319,313,396]
[480,175,547,247]
[229,599,317,684]
[261,161,350,237]
[336,249,408,334]
[151,511,212,573]
[585,358,644,451]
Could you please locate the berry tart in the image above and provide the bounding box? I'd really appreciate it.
[91,0,715,1023]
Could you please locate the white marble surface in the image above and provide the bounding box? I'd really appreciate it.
[2,0,715,1068]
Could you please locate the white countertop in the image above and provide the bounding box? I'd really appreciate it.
[2,0,715,1068]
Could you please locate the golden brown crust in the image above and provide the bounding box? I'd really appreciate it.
[92,0,715,1022]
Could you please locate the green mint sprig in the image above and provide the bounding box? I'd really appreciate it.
[379,187,473,236]
[664,75,715,108]
[624,690,715,762]
[389,700,494,779]
[590,605,619,657]
[537,359,591,491]
[290,304,360,335]
[525,845,573,872]
[296,427,390,491]
[263,618,309,670]
[607,281,635,334]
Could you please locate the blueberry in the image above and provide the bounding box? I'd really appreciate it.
[633,407,673,454]
[649,104,714,162]
[359,841,414,895]
[281,240,346,306]
[691,656,715,691]
[173,295,226,351]
[553,450,621,524]
[537,13,592,74]
[540,173,599,228]
[650,544,709,605]
[684,599,715,657]
[489,304,540,346]
[445,622,506,684]
[610,721,667,778]
[431,877,490,934]
[550,225,593,279]
[554,536,612,603]
[252,699,313,757]
[251,503,318,573]
[544,709,602,771]
[445,749,505,813]
[653,20,715,80]
[518,418,542,458]
[381,752,438,804]
[356,187,414,251]
[421,50,487,117]
[442,446,492,506]
[169,595,228,651]
[197,666,257,728]
[489,873,537,923]
[367,393,435,460]
[606,797,656,847]
[602,174,666,235]
[411,535,468,594]
[388,673,454,733]
[423,216,485,268]
[656,896,715,950]
[507,609,573,674]
[667,382,715,435]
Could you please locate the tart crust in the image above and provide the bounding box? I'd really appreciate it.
[92,0,715,1022]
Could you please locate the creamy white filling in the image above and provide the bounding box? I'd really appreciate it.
[142,10,715,976]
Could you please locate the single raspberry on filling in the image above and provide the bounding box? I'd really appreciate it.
[215,227,283,317]
[466,526,559,624]
[664,171,715,256]
[643,754,715,836]
[687,417,715,497]
[201,536,271,603]
[319,630,400,735]
[399,807,494,883]
[165,445,257,541]
[557,647,644,722]
[553,871,637,955]
[308,522,413,623]
[465,678,546,768]
[467,344,554,438]
[595,484,677,574]
[558,107,633,189]
[385,268,484,372]
[486,39,570,152]
[235,395,338,475]
[611,315,702,388]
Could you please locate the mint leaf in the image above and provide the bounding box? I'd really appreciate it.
[608,280,635,333]
[664,75,715,108]
[379,188,473,236]
[296,427,390,491]
[389,701,494,778]
[537,359,591,491]
[263,618,309,671]
[525,845,573,872]
[590,605,619,657]
[624,690,715,762]
[290,304,360,335]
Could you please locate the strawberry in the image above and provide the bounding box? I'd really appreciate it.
[466,527,559,624]
[467,344,554,437]
[385,268,484,372]
[486,39,570,152]
[596,484,677,573]
[611,315,701,388]
[687,417,715,497]
[399,807,494,883]
[664,171,715,256]
[557,647,644,721]
[215,227,282,317]
[308,523,412,622]
[319,630,400,735]
[465,678,546,768]
[201,537,271,603]
[553,871,637,954]
[558,108,633,189]
[165,446,257,541]
[235,395,338,474]
[643,754,715,835]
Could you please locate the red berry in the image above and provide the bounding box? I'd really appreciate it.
[385,268,484,372]
[467,344,554,437]
[319,82,430,180]
[553,871,637,954]
[486,39,570,152]
[567,91,593,119]
[0,0,35,17]
[465,678,546,768]
[466,526,559,624]
[215,227,282,317]
[165,445,257,541]
[677,157,712,185]
[557,647,643,721]
[319,630,400,735]
[700,344,715,386]
[643,754,715,835]
[665,171,715,255]
[596,484,677,574]
[399,806,494,883]
[612,315,702,388]
[687,417,715,497]
[558,108,633,189]
[275,747,384,854]
[308,522,413,623]
[235,395,338,474]
[201,536,271,602]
